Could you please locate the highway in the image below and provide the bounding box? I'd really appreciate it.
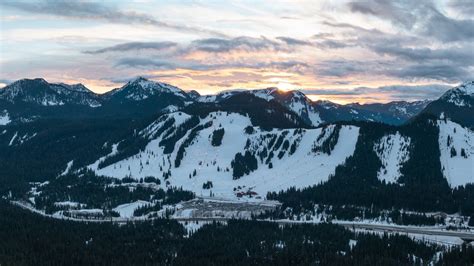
[173,217,474,242]
[12,200,474,242]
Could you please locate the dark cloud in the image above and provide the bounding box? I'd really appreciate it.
[423,8,474,42]
[114,56,308,73]
[115,58,176,70]
[348,0,420,29]
[347,0,474,42]
[388,63,472,83]
[312,33,335,39]
[448,0,474,17]
[322,21,381,34]
[85,36,314,57]
[303,84,451,101]
[322,19,473,82]
[276,37,311,46]
[315,40,353,49]
[368,43,474,63]
[187,36,283,53]
[1,0,227,37]
[315,60,376,77]
[83,41,177,54]
[376,84,451,99]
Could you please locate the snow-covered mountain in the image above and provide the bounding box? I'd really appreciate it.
[186,90,201,100]
[104,77,190,101]
[196,87,428,126]
[439,81,474,108]
[421,81,474,128]
[0,77,193,122]
[57,110,470,199]
[437,119,474,187]
[0,77,435,126]
[0,78,101,107]
[88,111,358,198]
[197,88,323,126]
[0,78,473,215]
[347,100,431,124]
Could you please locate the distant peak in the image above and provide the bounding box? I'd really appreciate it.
[457,81,474,95]
[128,76,150,84]
[187,90,201,98]
[113,76,187,100]
[13,78,48,84]
[135,76,148,81]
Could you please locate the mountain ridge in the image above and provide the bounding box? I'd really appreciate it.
[1,77,455,126]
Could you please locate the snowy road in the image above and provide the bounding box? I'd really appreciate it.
[173,217,474,242]
[11,200,474,243]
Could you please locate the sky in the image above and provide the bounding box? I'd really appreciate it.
[0,0,473,104]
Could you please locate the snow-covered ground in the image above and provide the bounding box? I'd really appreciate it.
[91,111,359,199]
[54,201,82,208]
[8,131,17,146]
[179,220,213,236]
[112,200,150,218]
[438,119,474,187]
[60,160,74,176]
[0,110,11,125]
[373,132,411,183]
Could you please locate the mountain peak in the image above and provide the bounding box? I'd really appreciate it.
[440,81,474,107]
[457,81,474,95]
[128,76,149,84]
[0,78,101,108]
[112,77,188,101]
[186,90,201,100]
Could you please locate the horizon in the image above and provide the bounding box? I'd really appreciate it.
[0,76,455,105]
[1,0,473,104]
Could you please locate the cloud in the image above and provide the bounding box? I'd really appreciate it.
[368,42,474,64]
[303,84,451,101]
[321,18,473,82]
[84,36,314,57]
[448,0,474,17]
[0,79,13,86]
[115,56,308,73]
[276,37,311,46]
[1,0,227,37]
[388,63,472,83]
[347,0,474,42]
[315,60,376,77]
[348,0,420,29]
[83,41,177,54]
[422,8,474,42]
[187,36,284,53]
[115,58,176,69]
[315,40,353,49]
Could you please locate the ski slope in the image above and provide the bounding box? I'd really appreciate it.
[91,111,359,199]
[373,132,411,183]
[438,119,474,187]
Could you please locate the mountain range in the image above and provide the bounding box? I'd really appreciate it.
[0,77,473,214]
[1,77,432,126]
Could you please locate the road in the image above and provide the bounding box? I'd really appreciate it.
[174,217,474,242]
[336,222,474,242]
[12,200,474,242]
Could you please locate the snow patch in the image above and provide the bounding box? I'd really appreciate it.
[0,110,11,125]
[60,160,74,176]
[373,132,411,183]
[112,200,150,218]
[93,111,359,199]
[8,132,18,146]
[438,120,474,187]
